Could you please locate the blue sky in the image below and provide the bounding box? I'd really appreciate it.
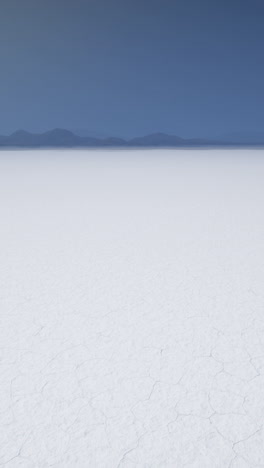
[0,0,264,137]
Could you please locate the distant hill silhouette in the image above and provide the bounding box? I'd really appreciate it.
[0,129,264,148]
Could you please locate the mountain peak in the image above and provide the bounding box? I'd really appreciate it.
[10,129,32,137]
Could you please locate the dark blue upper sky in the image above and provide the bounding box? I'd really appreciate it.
[0,0,264,137]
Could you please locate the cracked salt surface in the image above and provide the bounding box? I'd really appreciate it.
[0,148,264,467]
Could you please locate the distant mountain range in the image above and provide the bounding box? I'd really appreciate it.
[1,129,264,148]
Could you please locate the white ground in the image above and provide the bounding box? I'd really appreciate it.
[0,149,264,467]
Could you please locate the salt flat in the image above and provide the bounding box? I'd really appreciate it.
[0,148,264,467]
